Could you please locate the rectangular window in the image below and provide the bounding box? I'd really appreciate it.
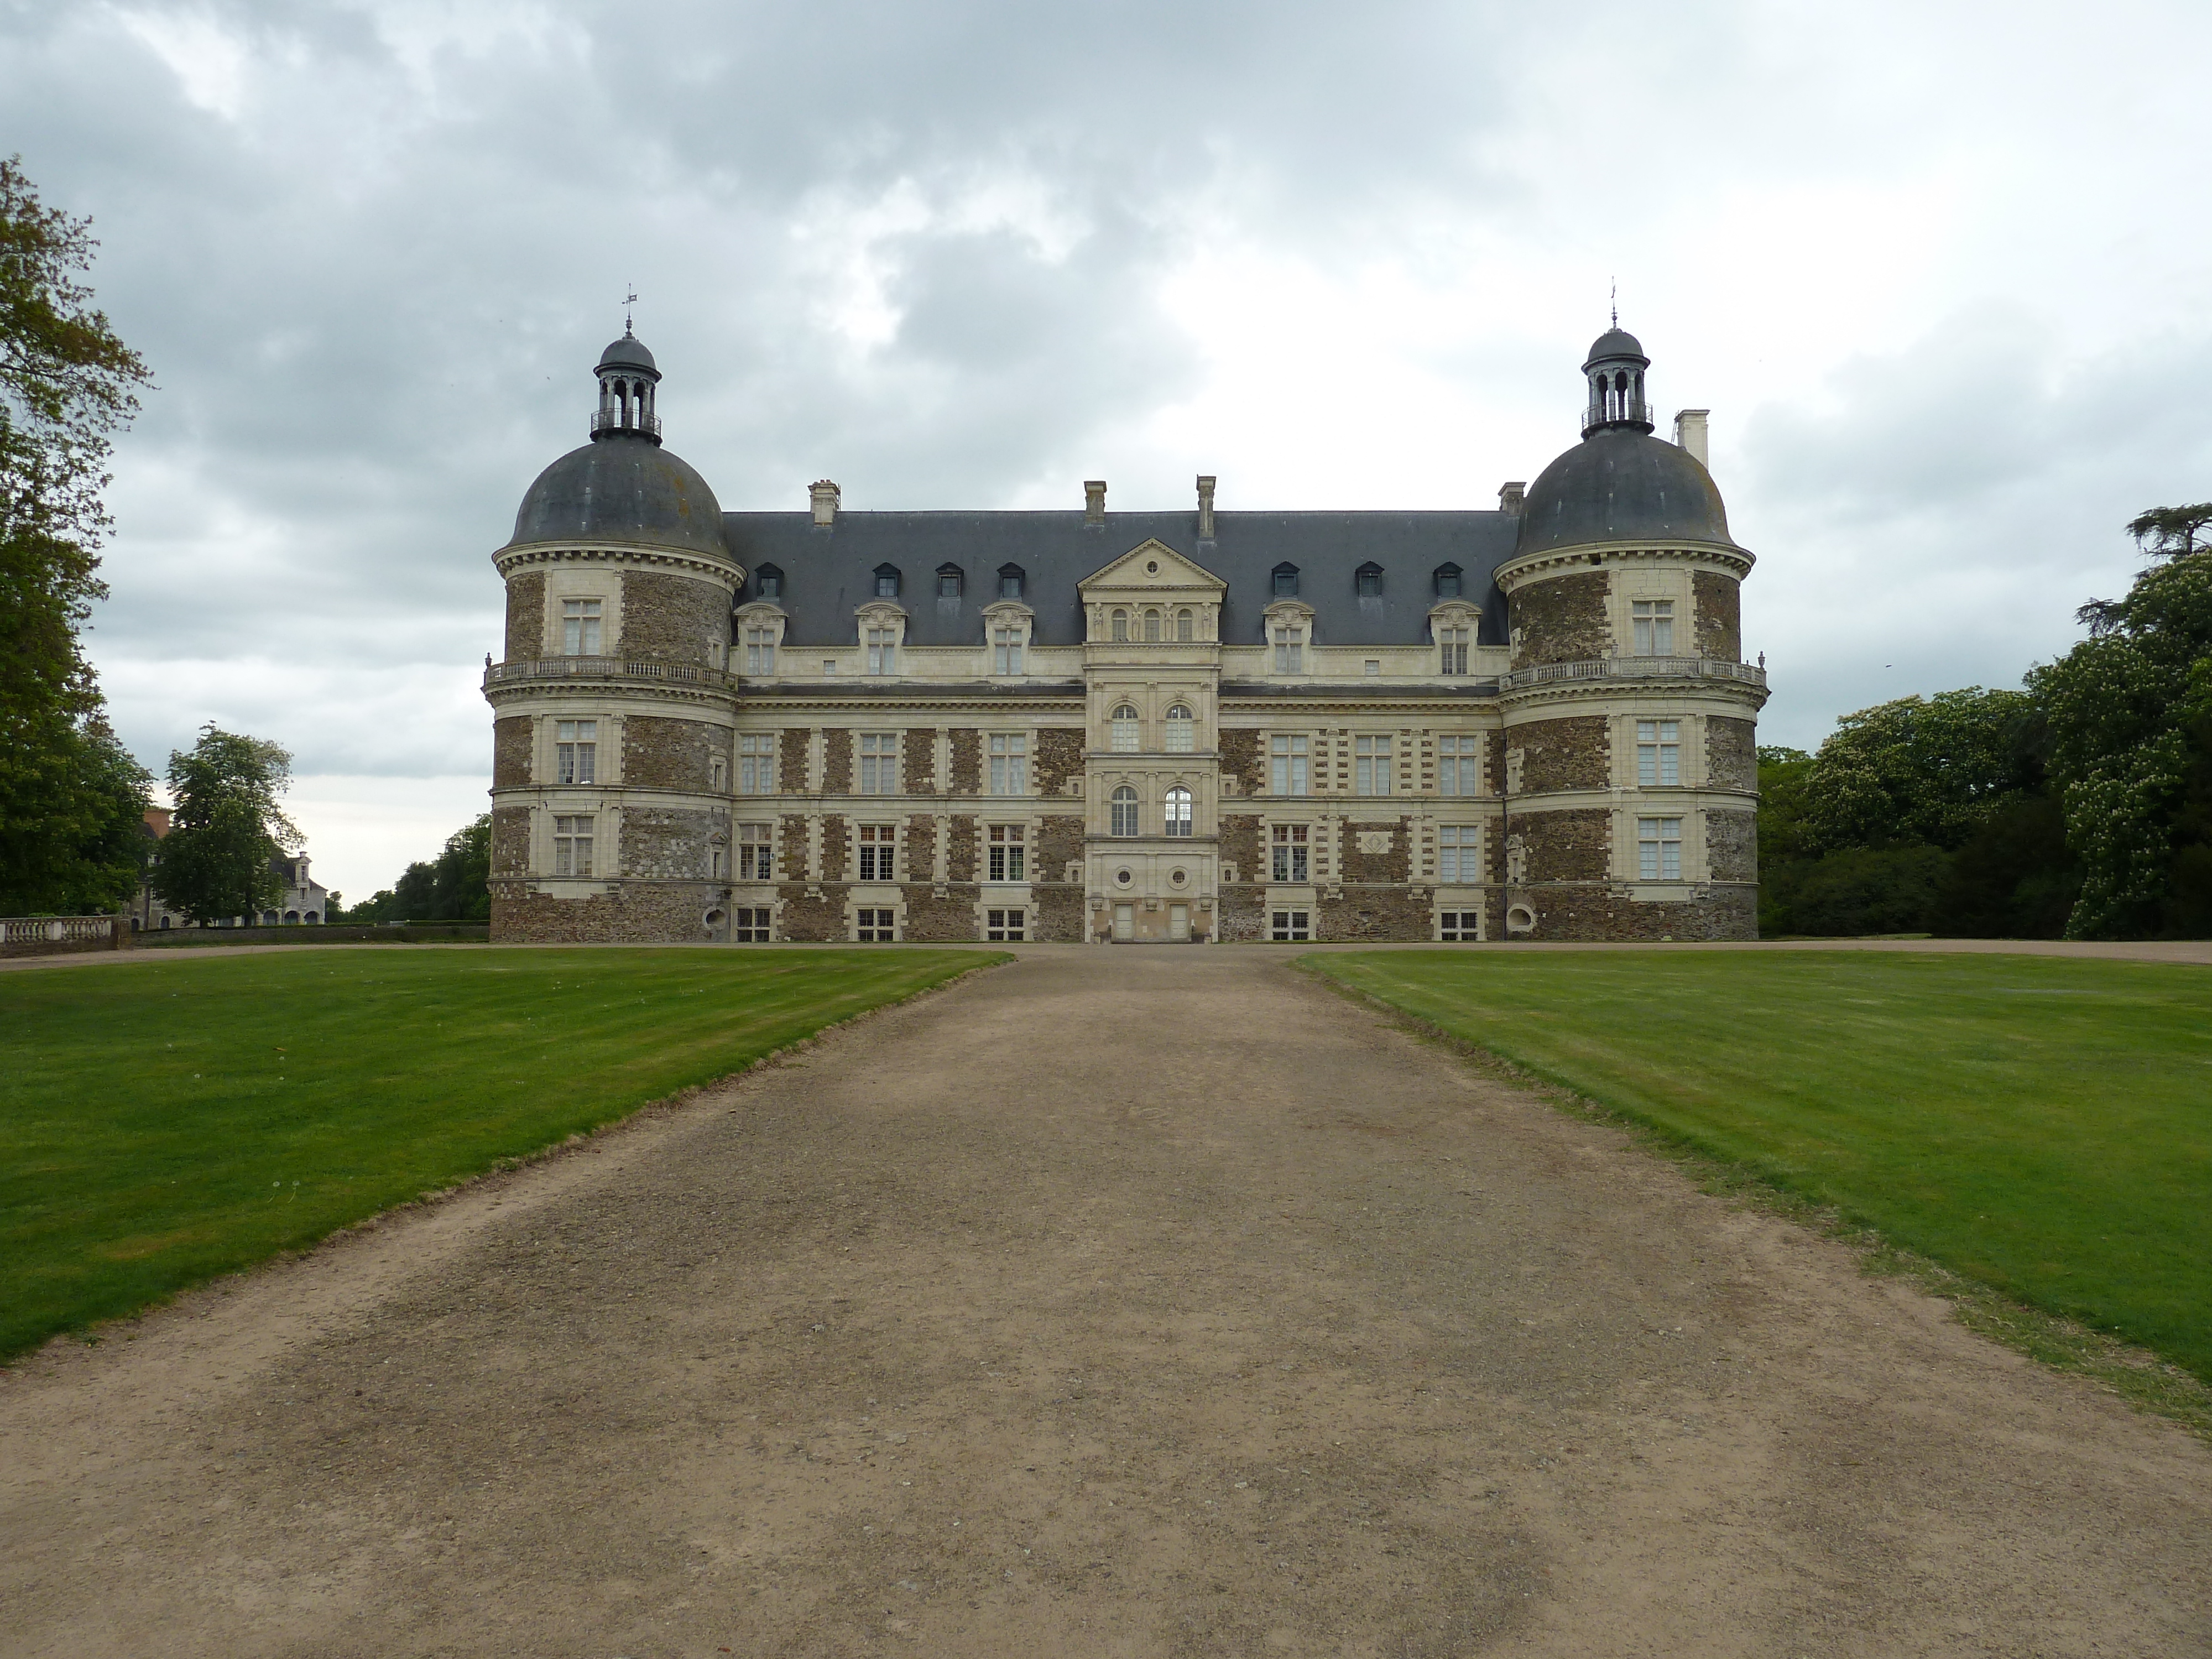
[993,628,1024,674]
[1273,628,1303,673]
[989,733,1027,795]
[710,847,727,880]
[561,598,602,655]
[1270,909,1311,942]
[1438,825,1478,883]
[866,627,897,675]
[1270,734,1309,796]
[745,627,776,674]
[823,660,838,675]
[857,823,896,883]
[1270,823,1310,883]
[987,907,1026,942]
[987,823,1026,882]
[1438,910,1480,942]
[1364,660,1381,676]
[1439,627,1469,676]
[739,732,776,794]
[1638,816,1683,880]
[732,906,773,942]
[555,719,597,785]
[1355,734,1392,796]
[738,822,774,881]
[858,732,898,794]
[1438,734,1478,796]
[552,813,594,877]
[1636,719,1681,786]
[1632,599,1675,656]
[855,907,896,942]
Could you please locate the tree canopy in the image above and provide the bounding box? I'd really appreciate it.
[150,726,301,925]
[342,815,491,924]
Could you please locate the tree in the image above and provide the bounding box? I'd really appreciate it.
[150,726,301,925]
[340,815,491,924]
[0,156,154,914]
[1799,688,2040,854]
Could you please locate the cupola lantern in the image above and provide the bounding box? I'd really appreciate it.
[1580,325,1654,438]
[591,327,662,445]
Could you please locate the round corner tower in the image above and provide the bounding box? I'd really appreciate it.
[483,329,747,942]
[1493,326,1767,941]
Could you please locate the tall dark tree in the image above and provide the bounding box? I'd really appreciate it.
[150,726,301,925]
[0,155,155,912]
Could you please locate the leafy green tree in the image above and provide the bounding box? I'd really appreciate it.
[151,726,301,925]
[1800,688,2040,854]
[0,156,154,914]
[342,816,491,924]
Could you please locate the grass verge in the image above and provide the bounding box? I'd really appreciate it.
[1303,948,2212,1437]
[0,947,1003,1361]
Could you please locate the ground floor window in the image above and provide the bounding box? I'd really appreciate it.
[987,907,1025,942]
[733,906,773,942]
[855,907,897,942]
[988,823,1025,881]
[739,822,774,881]
[1437,824,1479,883]
[1271,909,1311,942]
[1638,816,1683,880]
[857,823,896,881]
[554,813,595,877]
[1270,823,1308,882]
[1439,910,1481,942]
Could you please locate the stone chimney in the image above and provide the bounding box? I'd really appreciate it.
[1672,410,1710,468]
[1498,481,1526,515]
[1196,474,1217,539]
[809,479,841,526]
[1084,479,1107,525]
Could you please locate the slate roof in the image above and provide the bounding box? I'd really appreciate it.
[507,436,728,560]
[719,509,1517,649]
[1515,429,1740,560]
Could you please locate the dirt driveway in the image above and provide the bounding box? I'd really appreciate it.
[3,948,2207,1657]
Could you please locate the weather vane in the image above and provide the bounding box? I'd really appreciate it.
[1610,278,1618,329]
[624,286,638,333]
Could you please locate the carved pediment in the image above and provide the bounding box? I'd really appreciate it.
[1078,539,1227,596]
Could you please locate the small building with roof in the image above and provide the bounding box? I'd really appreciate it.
[482,324,1766,943]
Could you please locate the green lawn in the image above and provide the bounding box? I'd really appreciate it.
[1308,950,2212,1384]
[0,948,999,1361]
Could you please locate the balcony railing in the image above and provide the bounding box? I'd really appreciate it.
[1582,397,1660,434]
[484,656,737,691]
[1499,655,1766,693]
[589,409,662,440]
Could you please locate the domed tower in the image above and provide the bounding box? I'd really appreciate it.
[1494,327,1766,940]
[483,330,746,942]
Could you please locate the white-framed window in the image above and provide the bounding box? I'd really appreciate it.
[866,627,897,675]
[1355,734,1392,795]
[1439,627,1469,676]
[552,813,595,877]
[1165,703,1194,753]
[1110,786,1139,837]
[986,907,1025,942]
[988,823,1026,881]
[1110,704,1140,753]
[1638,816,1683,880]
[744,627,776,674]
[993,627,1024,674]
[1165,786,1193,837]
[989,733,1027,794]
[1438,910,1480,942]
[555,719,597,785]
[1270,734,1308,795]
[1637,719,1682,786]
[561,598,602,655]
[1176,608,1194,642]
[1438,734,1478,796]
[857,823,896,881]
[1364,660,1381,676]
[858,732,898,794]
[1438,825,1479,883]
[1112,609,1130,642]
[1144,609,1162,642]
[855,906,896,942]
[1272,627,1303,673]
[1270,823,1308,883]
[738,732,776,794]
[738,822,774,881]
[823,660,838,675]
[1632,599,1675,656]
[732,906,773,942]
[1271,908,1311,942]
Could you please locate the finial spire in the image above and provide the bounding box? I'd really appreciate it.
[624,286,638,335]
[1610,278,1618,330]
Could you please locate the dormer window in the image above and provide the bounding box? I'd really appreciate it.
[1433,563,1461,599]
[1272,625,1303,674]
[936,564,963,599]
[998,564,1024,599]
[874,565,901,599]
[1272,562,1300,598]
[754,564,783,599]
[1356,562,1384,597]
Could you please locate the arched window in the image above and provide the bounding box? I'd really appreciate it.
[1110,703,1140,753]
[1165,703,1194,753]
[1272,562,1300,598]
[1176,608,1193,642]
[1144,609,1161,642]
[998,564,1024,599]
[1164,786,1192,836]
[873,564,901,599]
[755,563,784,599]
[936,564,963,599]
[1432,563,1460,599]
[1356,562,1383,597]
[1112,609,1129,641]
[1110,785,1139,837]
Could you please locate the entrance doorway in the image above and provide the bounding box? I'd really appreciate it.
[1113,903,1135,941]
[1168,902,1190,941]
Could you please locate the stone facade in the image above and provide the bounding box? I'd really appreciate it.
[1707,717,1757,793]
[1511,570,1611,666]
[619,570,727,664]
[1521,807,1611,883]
[778,727,811,793]
[903,731,938,795]
[822,729,853,795]
[948,729,982,794]
[1693,570,1741,662]
[1707,807,1758,883]
[1338,818,1411,884]
[505,571,545,662]
[624,715,717,790]
[1218,730,1265,796]
[1033,727,1085,797]
[493,716,532,788]
[1513,716,1610,794]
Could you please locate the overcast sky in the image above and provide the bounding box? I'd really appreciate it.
[8,0,2210,901]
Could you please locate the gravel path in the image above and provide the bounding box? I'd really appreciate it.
[3,948,2207,1656]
